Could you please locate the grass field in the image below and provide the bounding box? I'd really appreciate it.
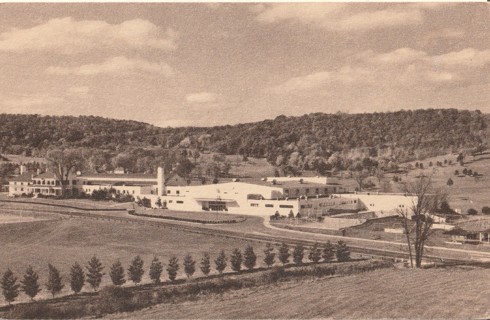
[111,267,490,319]
[0,218,268,306]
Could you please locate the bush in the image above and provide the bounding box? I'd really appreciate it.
[482,206,490,215]
[467,208,478,215]
[336,241,351,262]
[95,286,135,315]
[7,302,85,319]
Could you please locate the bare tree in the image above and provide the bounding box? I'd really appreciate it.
[398,177,446,268]
[352,169,369,191]
[374,168,385,186]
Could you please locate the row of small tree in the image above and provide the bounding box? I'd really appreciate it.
[1,241,350,305]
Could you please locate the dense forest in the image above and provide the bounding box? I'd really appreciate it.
[0,109,487,176]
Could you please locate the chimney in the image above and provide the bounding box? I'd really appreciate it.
[20,165,27,175]
[157,167,165,196]
[36,168,41,175]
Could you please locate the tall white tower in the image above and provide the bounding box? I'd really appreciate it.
[157,167,165,196]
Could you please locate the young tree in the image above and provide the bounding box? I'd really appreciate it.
[446,178,454,186]
[336,241,351,262]
[322,241,335,263]
[86,256,104,292]
[293,243,305,266]
[149,256,163,284]
[21,266,41,300]
[46,264,64,298]
[263,243,276,268]
[200,253,211,276]
[278,242,290,266]
[308,243,322,264]
[1,269,20,305]
[69,262,85,294]
[183,254,196,278]
[243,245,257,270]
[398,177,446,268]
[230,248,243,272]
[214,250,227,274]
[167,257,179,281]
[128,256,145,285]
[109,260,126,286]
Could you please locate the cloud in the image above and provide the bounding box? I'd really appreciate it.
[269,47,474,94]
[253,4,429,31]
[434,48,490,67]
[185,92,218,104]
[46,56,175,76]
[0,17,177,54]
[1,94,64,113]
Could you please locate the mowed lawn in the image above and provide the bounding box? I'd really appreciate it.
[0,218,267,305]
[112,267,490,319]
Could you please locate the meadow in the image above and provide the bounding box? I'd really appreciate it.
[0,217,268,306]
[112,266,490,319]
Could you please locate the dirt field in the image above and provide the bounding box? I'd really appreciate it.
[111,267,490,319]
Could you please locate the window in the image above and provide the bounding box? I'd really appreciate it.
[167,190,171,194]
[315,188,319,194]
[169,200,173,203]
[177,200,184,204]
[265,204,274,208]
[324,188,328,194]
[284,189,289,195]
[279,204,294,208]
[250,203,259,207]
[305,188,310,194]
[176,190,180,195]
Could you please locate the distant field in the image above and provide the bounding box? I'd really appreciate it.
[112,267,490,319]
[0,218,268,306]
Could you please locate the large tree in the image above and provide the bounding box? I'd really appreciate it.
[21,266,41,300]
[128,256,145,285]
[69,262,85,294]
[109,260,126,286]
[149,256,163,284]
[86,256,104,292]
[46,264,64,298]
[398,177,446,268]
[46,148,84,195]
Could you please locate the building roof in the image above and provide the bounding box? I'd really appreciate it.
[35,172,57,179]
[238,178,328,189]
[9,172,33,182]
[77,173,156,180]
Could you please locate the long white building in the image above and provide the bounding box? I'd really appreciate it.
[8,166,417,218]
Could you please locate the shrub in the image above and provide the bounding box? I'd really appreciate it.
[200,253,211,276]
[263,243,276,268]
[308,243,322,264]
[278,242,290,266]
[167,257,179,281]
[446,178,453,186]
[243,245,257,270]
[230,249,243,272]
[336,241,351,262]
[86,256,104,292]
[467,208,478,215]
[149,256,163,284]
[109,260,126,286]
[183,254,196,278]
[46,264,64,298]
[128,256,145,285]
[215,250,227,274]
[70,262,85,294]
[1,269,20,305]
[482,206,490,215]
[292,244,305,266]
[21,266,41,300]
[322,241,335,262]
[95,286,134,315]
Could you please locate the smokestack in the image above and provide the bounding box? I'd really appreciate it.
[157,167,165,196]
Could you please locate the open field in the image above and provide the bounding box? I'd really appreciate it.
[0,217,269,306]
[111,267,490,319]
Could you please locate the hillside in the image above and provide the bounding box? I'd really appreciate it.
[0,109,487,175]
[110,267,490,319]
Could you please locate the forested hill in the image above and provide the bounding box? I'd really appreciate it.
[0,109,487,172]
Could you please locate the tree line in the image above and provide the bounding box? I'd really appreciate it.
[0,109,487,177]
[1,241,350,305]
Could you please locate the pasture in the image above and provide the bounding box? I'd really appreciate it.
[0,217,268,305]
[112,267,490,319]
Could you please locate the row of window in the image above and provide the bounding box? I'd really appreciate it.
[249,203,295,209]
[284,187,336,195]
[167,200,184,204]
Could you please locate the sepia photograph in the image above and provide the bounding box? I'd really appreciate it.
[0,2,489,319]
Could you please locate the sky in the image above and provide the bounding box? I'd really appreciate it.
[0,3,489,127]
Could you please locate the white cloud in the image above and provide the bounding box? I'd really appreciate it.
[358,48,428,65]
[46,56,175,76]
[185,92,218,104]
[1,94,64,113]
[254,4,427,31]
[434,48,490,67]
[0,17,177,54]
